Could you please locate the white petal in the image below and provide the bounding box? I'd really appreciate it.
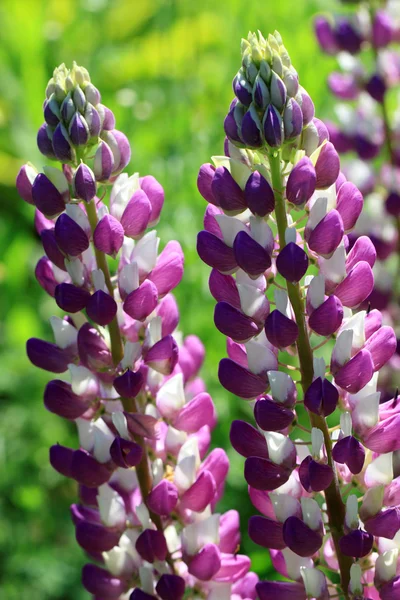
[49,316,77,348]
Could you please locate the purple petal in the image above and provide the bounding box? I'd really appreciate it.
[149,241,184,296]
[71,449,111,487]
[276,242,309,283]
[26,338,72,373]
[218,358,267,398]
[197,230,237,274]
[120,190,152,238]
[86,290,117,326]
[49,444,74,478]
[307,209,344,257]
[249,515,285,549]
[339,529,373,558]
[214,301,260,342]
[286,157,316,206]
[244,456,290,491]
[114,369,144,398]
[263,105,283,147]
[123,280,158,321]
[233,231,272,278]
[32,173,66,218]
[308,295,343,336]
[230,420,269,458]
[364,326,396,371]
[314,142,340,189]
[156,574,185,600]
[257,581,306,600]
[75,520,121,553]
[332,436,365,475]
[54,214,89,257]
[147,480,178,516]
[211,167,247,213]
[93,214,124,257]
[82,564,125,598]
[304,376,339,417]
[197,163,217,205]
[41,229,67,271]
[136,529,168,563]
[335,261,374,308]
[334,349,374,393]
[144,334,179,375]
[44,379,91,419]
[180,470,217,512]
[188,543,221,581]
[254,397,295,431]
[109,437,142,468]
[173,392,215,433]
[140,175,165,225]
[283,516,322,557]
[55,283,90,313]
[245,170,275,216]
[209,269,241,309]
[74,164,97,202]
[265,310,299,348]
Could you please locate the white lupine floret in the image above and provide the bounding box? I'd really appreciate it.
[270,493,300,522]
[345,494,359,529]
[274,288,292,318]
[284,226,297,244]
[264,432,294,465]
[92,268,106,292]
[165,425,187,453]
[245,340,277,375]
[119,262,139,294]
[181,513,220,555]
[103,544,135,576]
[320,243,346,284]
[365,452,394,487]
[174,437,201,492]
[111,467,138,492]
[49,316,78,348]
[65,203,90,233]
[361,485,384,520]
[341,310,365,350]
[301,497,322,531]
[139,564,155,595]
[375,549,399,583]
[76,417,95,451]
[121,341,142,370]
[215,214,247,247]
[311,428,324,459]
[352,390,380,431]
[97,484,126,527]
[112,412,130,440]
[110,173,140,221]
[282,547,313,580]
[349,563,363,596]
[93,418,115,463]
[68,364,98,396]
[332,329,353,366]
[152,458,164,487]
[53,263,70,283]
[65,256,85,285]
[267,370,293,403]
[43,165,69,195]
[157,372,186,418]
[340,412,352,438]
[236,269,267,291]
[300,567,326,599]
[313,357,326,380]
[237,283,268,318]
[308,275,325,309]
[250,216,274,249]
[131,230,160,273]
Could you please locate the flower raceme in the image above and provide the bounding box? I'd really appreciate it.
[197,31,398,599]
[18,63,255,600]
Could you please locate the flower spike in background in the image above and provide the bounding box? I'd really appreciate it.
[197,30,397,599]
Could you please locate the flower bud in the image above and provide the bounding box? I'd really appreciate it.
[73,164,97,202]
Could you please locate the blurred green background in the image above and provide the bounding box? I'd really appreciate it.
[0,0,340,597]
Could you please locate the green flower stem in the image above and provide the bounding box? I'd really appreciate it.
[86,198,123,366]
[269,151,353,596]
[121,396,176,573]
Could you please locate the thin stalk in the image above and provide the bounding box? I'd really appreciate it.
[269,151,353,596]
[86,198,123,365]
[121,396,176,573]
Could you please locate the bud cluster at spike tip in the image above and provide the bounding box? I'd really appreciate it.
[314,1,400,399]
[197,29,399,599]
[18,64,256,599]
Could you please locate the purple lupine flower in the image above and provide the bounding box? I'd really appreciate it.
[197,30,397,599]
[19,62,255,600]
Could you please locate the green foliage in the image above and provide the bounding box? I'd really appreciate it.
[0,0,339,597]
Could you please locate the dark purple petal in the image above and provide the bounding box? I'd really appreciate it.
[307,210,344,257]
[75,520,121,553]
[124,412,159,439]
[123,280,158,321]
[245,170,275,216]
[113,369,144,398]
[26,338,72,373]
[147,480,179,516]
[69,112,89,146]
[211,167,247,213]
[49,444,74,478]
[55,283,90,313]
[308,295,343,336]
[283,516,322,557]
[16,164,37,205]
[233,231,272,278]
[109,437,143,468]
[366,74,386,103]
[156,574,185,600]
[304,377,339,417]
[214,301,260,342]
[283,98,303,139]
[120,190,152,238]
[32,173,66,218]
[54,214,89,257]
[52,123,74,162]
[41,229,67,271]
[44,379,91,419]
[94,141,114,182]
[244,456,290,490]
[276,242,308,283]
[230,420,269,458]
[257,581,306,600]
[339,529,373,558]
[77,322,112,370]
[233,74,252,106]
[286,157,316,206]
[197,163,217,205]
[37,123,56,159]
[130,590,156,600]
[86,290,117,326]
[335,262,374,309]
[136,529,168,563]
[314,142,340,189]
[308,459,334,492]
[82,564,125,598]
[364,508,400,540]
[73,164,97,202]
[71,449,111,487]
[218,358,267,398]
[180,470,217,512]
[254,397,294,431]
[265,310,299,348]
[263,105,283,147]
[197,231,237,274]
[240,109,262,148]
[335,19,363,54]
[249,515,285,549]
[144,334,179,375]
[209,269,241,309]
[334,349,374,393]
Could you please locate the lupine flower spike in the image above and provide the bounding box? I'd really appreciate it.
[314,1,400,397]
[197,31,397,599]
[18,63,255,599]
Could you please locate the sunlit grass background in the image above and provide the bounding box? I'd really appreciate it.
[0,0,340,597]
